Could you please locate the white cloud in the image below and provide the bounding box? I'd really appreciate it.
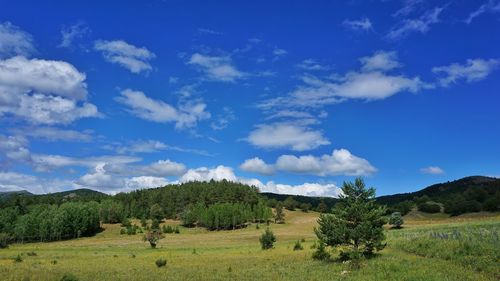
[466,0,500,24]
[188,53,245,82]
[360,51,401,72]
[0,22,35,58]
[210,107,235,130]
[240,157,275,175]
[393,0,424,17]
[59,22,90,48]
[432,58,500,86]
[387,7,443,39]
[31,154,140,172]
[197,28,223,35]
[273,47,287,56]
[296,59,329,71]
[259,51,428,110]
[0,56,100,125]
[261,181,342,197]
[94,40,155,74]
[246,123,330,151]
[116,89,210,129]
[0,171,70,194]
[0,134,30,162]
[343,18,373,31]
[180,165,238,182]
[276,149,377,176]
[0,56,87,100]
[420,166,445,175]
[12,127,93,142]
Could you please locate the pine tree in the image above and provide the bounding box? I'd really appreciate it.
[389,212,404,229]
[315,178,386,260]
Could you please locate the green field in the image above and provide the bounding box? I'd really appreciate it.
[1,210,499,281]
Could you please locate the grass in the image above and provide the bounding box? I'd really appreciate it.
[0,210,498,281]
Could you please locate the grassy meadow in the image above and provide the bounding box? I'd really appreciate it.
[0,210,499,281]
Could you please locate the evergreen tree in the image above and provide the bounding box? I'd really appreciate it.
[259,228,276,250]
[316,201,328,213]
[315,178,386,260]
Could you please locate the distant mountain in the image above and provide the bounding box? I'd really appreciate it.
[261,192,338,210]
[0,190,33,200]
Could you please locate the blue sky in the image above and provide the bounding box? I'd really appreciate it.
[0,0,499,196]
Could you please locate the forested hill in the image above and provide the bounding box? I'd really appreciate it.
[378,176,500,215]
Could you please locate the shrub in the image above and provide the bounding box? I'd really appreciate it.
[418,202,441,213]
[13,254,23,263]
[174,226,180,234]
[312,240,330,261]
[259,228,276,250]
[293,240,303,251]
[120,228,126,235]
[389,212,404,229]
[0,233,11,248]
[121,218,132,228]
[274,203,285,224]
[143,230,163,248]
[155,258,167,268]
[162,225,173,234]
[60,273,79,281]
[299,203,312,213]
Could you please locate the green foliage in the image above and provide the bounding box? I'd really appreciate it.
[0,232,11,248]
[10,202,100,243]
[274,203,285,224]
[299,203,312,213]
[155,258,167,268]
[151,219,160,230]
[483,197,499,212]
[316,201,328,213]
[99,200,124,224]
[143,230,163,248]
[149,204,164,222]
[293,240,303,251]
[174,226,180,234]
[389,212,404,229]
[259,228,276,250]
[162,225,174,234]
[283,196,298,210]
[60,273,79,281]
[312,240,330,261]
[315,178,386,260]
[444,196,481,216]
[13,254,23,263]
[418,202,441,213]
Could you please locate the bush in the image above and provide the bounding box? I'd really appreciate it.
[312,240,330,261]
[120,228,126,235]
[482,197,499,212]
[162,225,173,234]
[418,202,441,213]
[155,258,167,268]
[60,273,79,281]
[174,226,180,234]
[259,228,276,250]
[0,233,11,248]
[389,212,404,229]
[13,254,23,263]
[293,240,303,251]
[143,230,163,248]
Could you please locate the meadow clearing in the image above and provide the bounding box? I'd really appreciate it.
[0,210,498,281]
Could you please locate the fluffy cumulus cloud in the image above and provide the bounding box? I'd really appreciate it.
[239,157,275,175]
[116,89,210,129]
[104,160,186,177]
[246,123,330,151]
[241,149,376,177]
[343,18,373,31]
[420,166,445,175]
[94,40,155,74]
[0,56,100,124]
[432,58,500,86]
[259,50,429,110]
[262,182,342,197]
[276,149,377,176]
[387,7,443,39]
[0,134,30,162]
[0,22,35,58]
[188,53,245,82]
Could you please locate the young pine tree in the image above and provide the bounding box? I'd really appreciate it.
[315,178,386,260]
[259,228,276,250]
